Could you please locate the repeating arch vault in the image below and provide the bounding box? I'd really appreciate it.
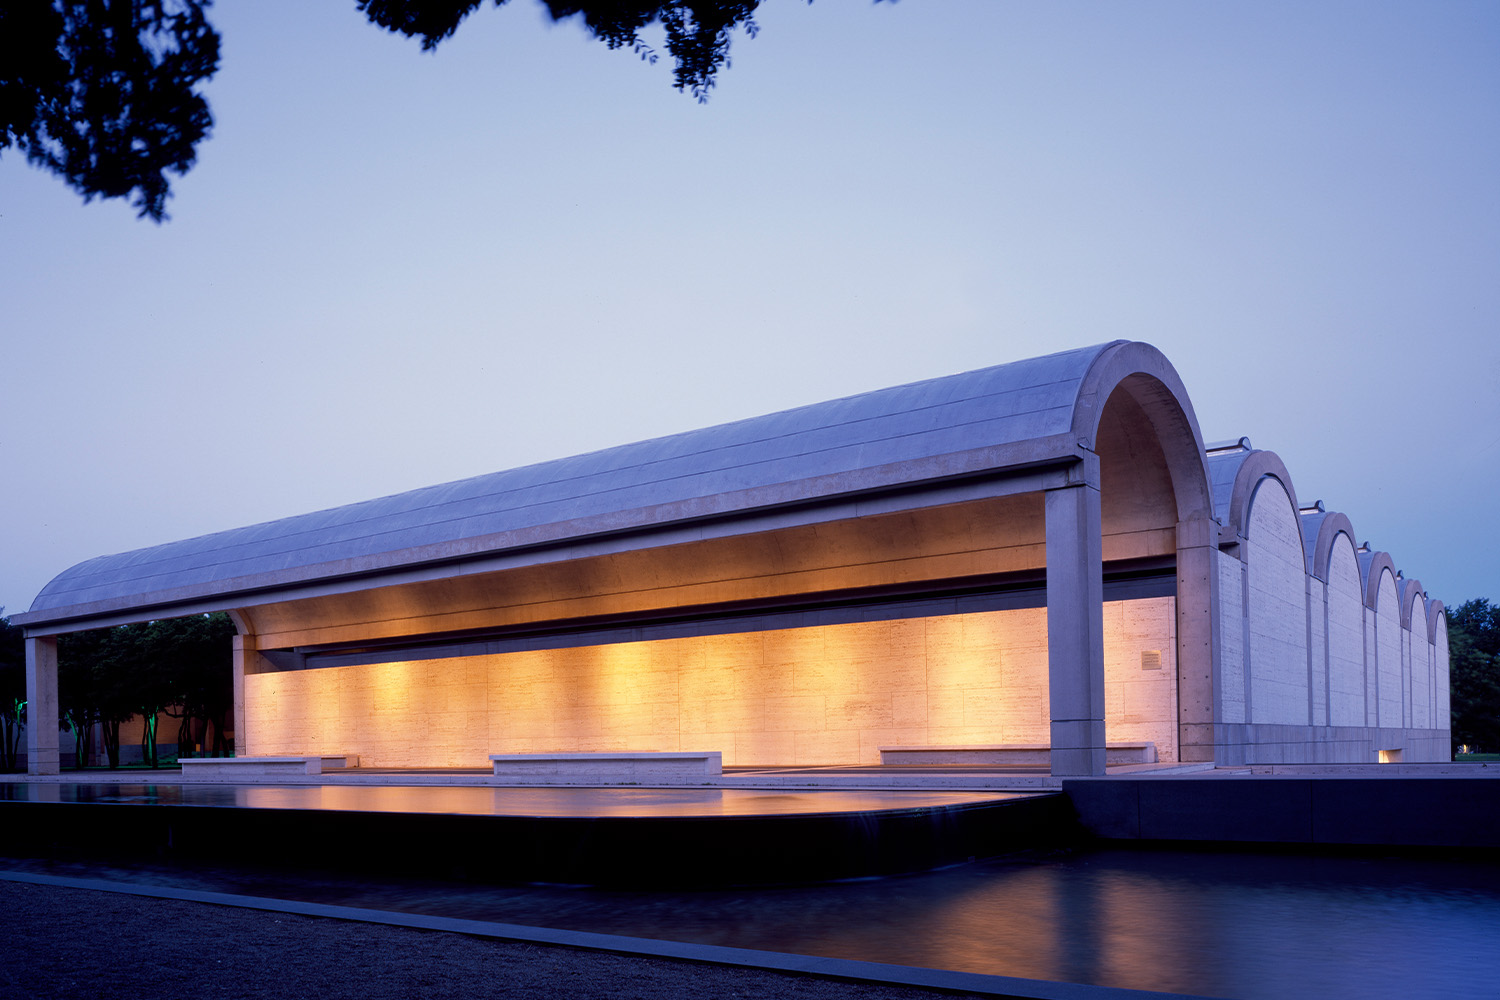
[12,341,1451,775]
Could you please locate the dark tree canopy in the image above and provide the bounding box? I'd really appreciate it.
[58,612,234,767]
[357,0,761,100]
[0,611,25,771]
[1449,598,1500,754]
[4,1,844,220]
[0,0,220,221]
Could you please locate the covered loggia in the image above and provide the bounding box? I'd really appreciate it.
[14,342,1297,776]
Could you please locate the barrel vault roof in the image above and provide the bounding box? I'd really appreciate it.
[24,342,1126,625]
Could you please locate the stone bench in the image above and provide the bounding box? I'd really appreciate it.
[179,755,358,776]
[879,743,1158,766]
[489,751,722,785]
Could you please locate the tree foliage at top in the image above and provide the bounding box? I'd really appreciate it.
[0,0,220,221]
[357,0,761,101]
[1449,598,1500,754]
[4,0,848,220]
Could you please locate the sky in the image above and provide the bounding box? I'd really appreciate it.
[2,0,1497,618]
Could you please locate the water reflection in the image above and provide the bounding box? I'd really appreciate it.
[3,785,1495,999]
[0,782,1019,818]
[216,847,1495,1000]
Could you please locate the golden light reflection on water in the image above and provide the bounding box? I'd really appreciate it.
[489,849,1500,1000]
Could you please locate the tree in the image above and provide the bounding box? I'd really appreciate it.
[356,1,763,100]
[151,613,235,757]
[0,610,25,771]
[1448,598,1500,755]
[63,623,144,768]
[57,614,233,767]
[1,0,220,221]
[60,624,115,766]
[5,1,871,220]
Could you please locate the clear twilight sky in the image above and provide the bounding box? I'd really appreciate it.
[2,1,1496,618]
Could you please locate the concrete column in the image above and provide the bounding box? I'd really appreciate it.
[1046,481,1105,777]
[232,633,255,757]
[1175,518,1220,763]
[25,635,60,775]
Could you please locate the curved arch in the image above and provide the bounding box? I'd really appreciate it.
[1227,450,1302,545]
[1427,599,1447,642]
[1361,551,1397,610]
[1309,511,1357,583]
[1071,341,1214,523]
[226,608,257,635]
[1399,578,1427,634]
[1070,341,1218,766]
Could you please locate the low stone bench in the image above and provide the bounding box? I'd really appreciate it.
[179,755,358,776]
[879,743,1158,766]
[489,751,722,785]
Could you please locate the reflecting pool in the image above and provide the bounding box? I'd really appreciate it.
[8,846,1498,998]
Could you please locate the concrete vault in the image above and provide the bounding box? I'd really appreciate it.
[15,342,1450,775]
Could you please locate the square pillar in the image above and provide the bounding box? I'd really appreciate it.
[232,633,256,758]
[25,635,60,775]
[1046,481,1105,777]
[1175,517,1221,763]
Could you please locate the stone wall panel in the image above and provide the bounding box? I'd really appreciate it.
[246,598,1180,766]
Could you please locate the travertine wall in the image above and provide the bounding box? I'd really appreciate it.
[1217,552,1245,725]
[1244,479,1310,724]
[1375,570,1402,728]
[1101,598,1179,760]
[1436,615,1451,728]
[246,599,1179,767]
[1325,538,1366,727]
[1215,495,1448,762]
[1308,573,1327,731]
[1409,613,1431,730]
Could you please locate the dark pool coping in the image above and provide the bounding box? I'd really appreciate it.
[1064,772,1500,848]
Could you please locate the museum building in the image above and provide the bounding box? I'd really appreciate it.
[16,341,1451,775]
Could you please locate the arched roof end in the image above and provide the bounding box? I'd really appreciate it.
[1399,578,1428,635]
[1361,551,1398,612]
[1307,510,1357,583]
[1428,600,1448,645]
[1226,450,1302,546]
[1071,341,1214,523]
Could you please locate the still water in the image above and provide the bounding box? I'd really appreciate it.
[19,846,1496,999]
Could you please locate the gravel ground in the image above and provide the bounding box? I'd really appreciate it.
[0,881,986,1000]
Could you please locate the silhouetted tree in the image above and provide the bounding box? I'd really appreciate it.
[154,613,235,757]
[1449,598,1500,755]
[59,625,109,766]
[57,614,233,767]
[0,611,25,771]
[358,0,765,100]
[5,1,881,218]
[0,0,220,220]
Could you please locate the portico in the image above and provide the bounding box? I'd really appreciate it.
[15,341,1446,776]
